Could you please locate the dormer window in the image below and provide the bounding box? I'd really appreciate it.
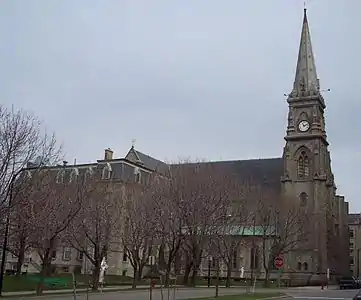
[69,168,79,183]
[102,163,112,180]
[134,167,141,183]
[84,166,93,182]
[56,170,65,184]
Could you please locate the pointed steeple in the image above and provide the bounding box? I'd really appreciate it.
[291,8,320,96]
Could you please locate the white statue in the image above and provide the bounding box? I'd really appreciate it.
[240,267,245,279]
[98,257,109,284]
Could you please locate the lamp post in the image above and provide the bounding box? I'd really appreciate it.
[0,171,21,296]
[208,256,212,288]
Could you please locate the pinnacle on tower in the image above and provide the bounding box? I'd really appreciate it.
[291,9,320,97]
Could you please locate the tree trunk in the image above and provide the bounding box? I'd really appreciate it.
[36,255,51,296]
[91,264,100,291]
[164,262,172,287]
[191,266,199,287]
[182,262,192,285]
[182,257,193,286]
[190,247,202,287]
[16,235,28,276]
[226,265,232,288]
[15,246,25,276]
[138,264,144,281]
[132,269,139,289]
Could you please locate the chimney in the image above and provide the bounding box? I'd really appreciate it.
[104,148,113,160]
[63,160,68,166]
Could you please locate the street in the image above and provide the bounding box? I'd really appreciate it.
[7,286,361,300]
[287,286,358,300]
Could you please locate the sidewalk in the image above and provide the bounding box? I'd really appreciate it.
[2,285,146,297]
[2,285,248,297]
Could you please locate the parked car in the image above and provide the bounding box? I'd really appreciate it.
[339,276,361,289]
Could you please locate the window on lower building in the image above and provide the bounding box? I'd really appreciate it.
[350,230,354,238]
[62,247,72,261]
[232,250,237,269]
[303,262,308,271]
[297,262,302,270]
[250,247,259,269]
[350,242,354,250]
[51,250,57,260]
[77,251,84,260]
[350,256,354,265]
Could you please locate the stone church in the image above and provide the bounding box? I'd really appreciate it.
[24,9,349,279]
[122,8,350,279]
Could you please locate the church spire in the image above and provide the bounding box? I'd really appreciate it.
[291,8,320,96]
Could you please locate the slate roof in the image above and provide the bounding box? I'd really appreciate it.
[31,146,284,191]
[171,158,283,191]
[125,146,169,174]
[134,149,169,173]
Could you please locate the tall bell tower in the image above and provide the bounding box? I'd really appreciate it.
[281,9,335,276]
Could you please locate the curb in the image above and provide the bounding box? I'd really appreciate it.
[257,296,292,300]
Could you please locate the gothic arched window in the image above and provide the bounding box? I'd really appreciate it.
[299,192,308,207]
[297,150,310,179]
[303,262,308,271]
[297,262,302,270]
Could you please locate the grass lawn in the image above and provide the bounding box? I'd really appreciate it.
[2,274,285,293]
[2,274,136,293]
[185,292,284,300]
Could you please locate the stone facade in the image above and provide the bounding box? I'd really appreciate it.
[4,9,350,281]
[348,214,361,277]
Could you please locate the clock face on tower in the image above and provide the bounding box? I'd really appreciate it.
[298,120,310,132]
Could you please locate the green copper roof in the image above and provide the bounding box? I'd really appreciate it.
[181,225,276,236]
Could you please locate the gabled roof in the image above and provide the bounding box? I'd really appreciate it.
[125,146,169,173]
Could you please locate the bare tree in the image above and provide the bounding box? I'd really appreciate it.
[0,105,61,295]
[176,162,242,286]
[24,169,85,295]
[122,181,157,288]
[7,194,33,276]
[254,190,310,286]
[0,105,60,211]
[151,161,241,287]
[210,183,260,287]
[65,178,123,291]
[151,174,184,287]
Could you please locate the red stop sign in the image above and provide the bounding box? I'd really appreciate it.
[274,256,284,269]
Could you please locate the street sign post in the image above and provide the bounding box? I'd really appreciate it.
[274,256,284,269]
[274,256,284,288]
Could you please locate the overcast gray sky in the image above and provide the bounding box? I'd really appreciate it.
[1,0,360,211]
